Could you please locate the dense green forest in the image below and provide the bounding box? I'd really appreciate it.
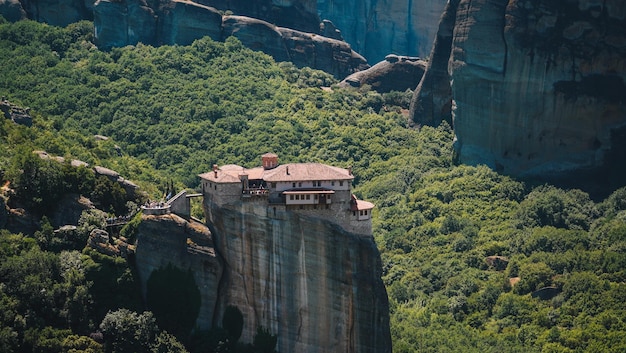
[1,18,625,353]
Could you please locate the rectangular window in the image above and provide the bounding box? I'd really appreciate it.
[306,195,310,200]
[339,181,344,186]
[364,210,368,215]
[292,182,296,187]
[353,211,356,216]
[271,183,276,188]
[290,195,294,200]
[360,210,364,216]
[298,182,302,187]
[331,181,335,186]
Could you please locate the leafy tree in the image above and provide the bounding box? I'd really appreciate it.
[99,309,159,353]
[252,326,277,353]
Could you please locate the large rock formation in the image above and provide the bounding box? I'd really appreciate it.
[91,0,367,78]
[132,199,390,352]
[410,0,626,181]
[134,213,222,331]
[1,0,449,75]
[204,199,391,353]
[195,0,320,34]
[340,54,427,93]
[317,0,448,63]
[0,0,93,25]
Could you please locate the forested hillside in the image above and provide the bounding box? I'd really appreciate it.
[1,18,625,353]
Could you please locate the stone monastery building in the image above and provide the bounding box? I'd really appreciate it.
[199,153,374,235]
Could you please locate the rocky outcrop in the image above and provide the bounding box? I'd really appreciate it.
[195,0,319,34]
[134,214,222,331]
[1,98,32,126]
[317,0,448,63]
[91,0,367,78]
[410,0,626,180]
[408,0,458,127]
[204,199,391,353]
[0,0,92,25]
[2,0,448,65]
[0,0,27,22]
[340,54,426,93]
[51,193,94,228]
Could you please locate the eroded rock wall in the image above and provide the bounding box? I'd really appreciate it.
[91,0,367,78]
[134,214,222,331]
[205,199,391,353]
[317,0,448,63]
[411,0,626,179]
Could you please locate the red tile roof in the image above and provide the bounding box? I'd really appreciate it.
[263,163,353,182]
[200,162,354,183]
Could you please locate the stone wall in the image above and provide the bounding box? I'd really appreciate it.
[203,198,391,353]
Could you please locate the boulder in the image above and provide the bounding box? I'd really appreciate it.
[410,0,626,185]
[339,54,426,93]
[485,255,509,271]
[1,98,32,126]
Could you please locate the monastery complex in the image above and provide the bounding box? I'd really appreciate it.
[199,153,375,235]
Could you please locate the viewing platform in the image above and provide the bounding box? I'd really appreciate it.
[141,201,171,216]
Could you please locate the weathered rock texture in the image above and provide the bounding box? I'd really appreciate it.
[134,214,222,331]
[0,0,93,25]
[50,193,94,228]
[317,0,448,63]
[1,0,447,74]
[91,0,367,78]
[340,54,427,93]
[204,199,391,353]
[195,0,319,34]
[410,0,626,179]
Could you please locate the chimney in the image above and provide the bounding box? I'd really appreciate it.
[286,166,290,175]
[213,164,218,178]
[348,166,352,175]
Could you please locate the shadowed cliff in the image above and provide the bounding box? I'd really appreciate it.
[410,0,626,193]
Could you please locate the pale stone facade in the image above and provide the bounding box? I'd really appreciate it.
[199,154,374,235]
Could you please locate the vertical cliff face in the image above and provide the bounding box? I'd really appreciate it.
[205,199,391,353]
[410,0,626,180]
[91,0,367,78]
[15,0,93,26]
[135,214,223,331]
[317,0,448,62]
